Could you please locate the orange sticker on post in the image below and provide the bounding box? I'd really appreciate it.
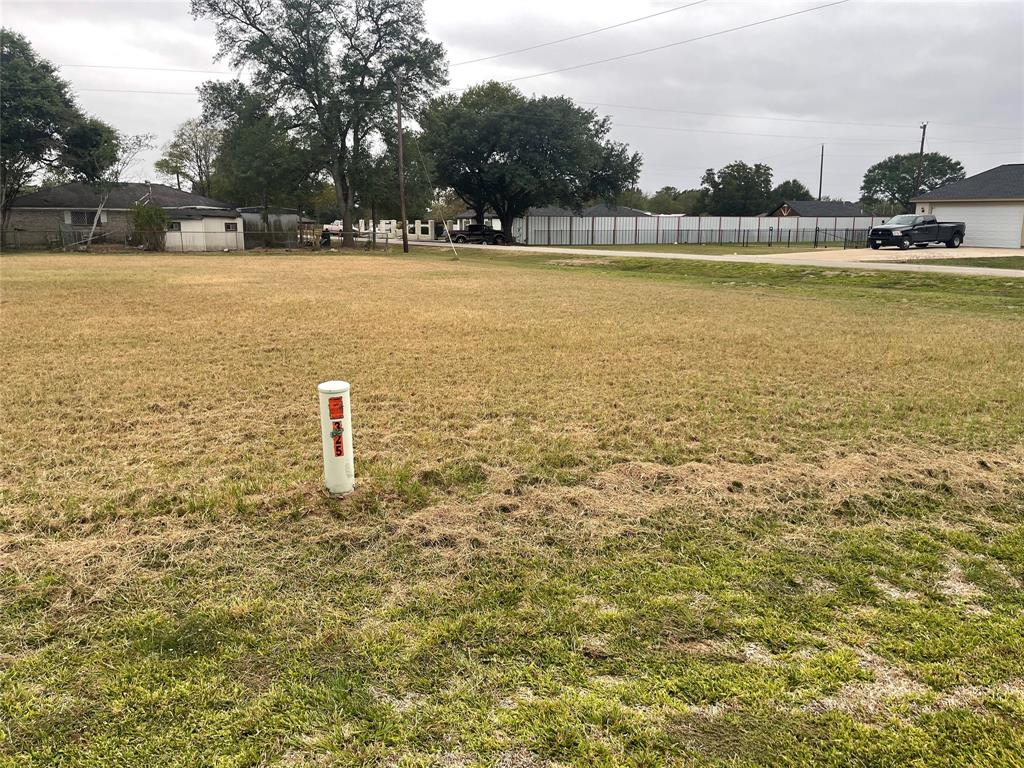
[328,396,344,420]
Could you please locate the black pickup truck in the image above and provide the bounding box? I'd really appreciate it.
[868,214,965,250]
[449,224,507,245]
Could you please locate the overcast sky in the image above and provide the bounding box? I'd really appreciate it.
[3,0,1022,201]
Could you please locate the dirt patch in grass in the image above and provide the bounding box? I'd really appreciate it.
[546,258,613,267]
[390,448,1022,561]
[2,252,1023,766]
[806,651,930,715]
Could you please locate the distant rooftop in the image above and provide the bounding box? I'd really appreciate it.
[912,164,1024,201]
[14,182,235,210]
[763,200,867,217]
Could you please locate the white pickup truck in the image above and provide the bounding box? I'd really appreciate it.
[322,220,344,235]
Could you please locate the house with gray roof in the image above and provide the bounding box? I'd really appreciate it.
[763,200,867,218]
[912,164,1023,248]
[8,182,244,251]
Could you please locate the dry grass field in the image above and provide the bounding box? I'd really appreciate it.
[2,249,1023,767]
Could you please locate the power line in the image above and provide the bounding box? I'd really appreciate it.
[580,102,918,130]
[506,0,853,83]
[613,121,1021,145]
[78,88,200,95]
[73,87,1019,148]
[59,63,232,75]
[450,0,710,67]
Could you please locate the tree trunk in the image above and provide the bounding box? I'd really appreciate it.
[342,175,355,249]
[330,155,355,250]
[498,212,516,244]
[371,199,377,249]
[261,191,270,248]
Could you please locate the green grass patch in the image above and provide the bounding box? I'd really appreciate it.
[1,251,1022,766]
[894,255,1024,270]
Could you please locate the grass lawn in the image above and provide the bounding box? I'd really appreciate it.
[892,255,1024,270]
[2,249,1023,767]
[528,241,844,255]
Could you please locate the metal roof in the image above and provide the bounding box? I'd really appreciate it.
[912,164,1024,202]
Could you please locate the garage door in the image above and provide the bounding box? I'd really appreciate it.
[929,203,1024,248]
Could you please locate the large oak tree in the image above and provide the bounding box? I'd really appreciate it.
[200,81,315,238]
[420,82,641,238]
[190,0,446,247]
[860,152,965,214]
[699,161,774,216]
[0,29,117,236]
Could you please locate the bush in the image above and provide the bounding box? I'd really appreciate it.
[129,202,169,251]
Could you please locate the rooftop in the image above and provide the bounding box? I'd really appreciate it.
[763,200,867,217]
[912,164,1024,202]
[13,182,236,211]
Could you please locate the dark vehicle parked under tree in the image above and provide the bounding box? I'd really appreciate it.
[869,215,965,250]
[449,224,507,245]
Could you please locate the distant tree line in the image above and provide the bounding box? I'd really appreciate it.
[601,152,964,218]
[4,7,970,249]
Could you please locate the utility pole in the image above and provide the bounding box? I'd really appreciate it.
[910,121,928,212]
[395,73,409,254]
[817,144,824,201]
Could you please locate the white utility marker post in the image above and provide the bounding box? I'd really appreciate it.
[318,380,354,495]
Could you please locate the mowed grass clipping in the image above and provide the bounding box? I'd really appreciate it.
[1,250,1023,768]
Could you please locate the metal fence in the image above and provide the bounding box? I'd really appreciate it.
[511,215,887,247]
[1,224,878,253]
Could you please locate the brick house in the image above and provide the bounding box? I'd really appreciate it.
[7,182,245,251]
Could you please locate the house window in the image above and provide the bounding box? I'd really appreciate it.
[168,221,182,231]
[70,211,93,226]
[224,222,238,232]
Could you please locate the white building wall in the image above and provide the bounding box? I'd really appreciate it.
[167,216,245,252]
[918,202,1024,248]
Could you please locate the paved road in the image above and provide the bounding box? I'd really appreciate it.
[413,240,1024,278]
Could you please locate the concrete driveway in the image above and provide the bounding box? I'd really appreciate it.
[414,240,1024,278]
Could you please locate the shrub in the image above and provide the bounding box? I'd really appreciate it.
[129,202,169,251]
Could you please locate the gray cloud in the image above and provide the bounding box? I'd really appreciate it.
[4,0,1021,199]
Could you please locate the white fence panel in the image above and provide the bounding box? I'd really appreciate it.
[511,214,881,247]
